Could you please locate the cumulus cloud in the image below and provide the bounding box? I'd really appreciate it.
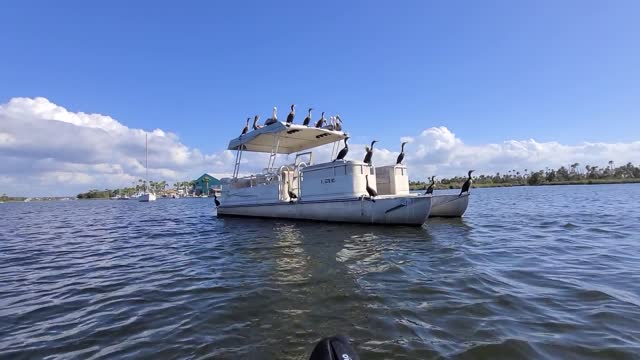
[1,97,638,196]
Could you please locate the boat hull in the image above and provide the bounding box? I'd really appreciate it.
[138,193,157,202]
[217,196,431,226]
[429,194,469,217]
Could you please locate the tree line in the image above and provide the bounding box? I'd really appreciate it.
[76,180,197,199]
[410,161,640,190]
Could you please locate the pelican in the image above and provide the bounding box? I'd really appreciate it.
[265,107,278,126]
[396,142,408,165]
[334,137,349,161]
[365,175,377,202]
[315,112,326,128]
[334,115,343,131]
[363,140,378,165]
[213,192,221,207]
[425,176,436,195]
[286,104,295,125]
[460,170,475,196]
[302,108,313,126]
[240,118,250,136]
[252,115,262,130]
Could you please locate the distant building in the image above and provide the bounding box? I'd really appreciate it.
[195,173,221,195]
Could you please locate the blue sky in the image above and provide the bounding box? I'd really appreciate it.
[2,1,640,196]
[2,0,639,152]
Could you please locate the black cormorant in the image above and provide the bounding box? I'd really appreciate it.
[302,108,312,126]
[425,176,436,195]
[365,175,377,202]
[286,104,295,124]
[396,142,408,165]
[240,118,250,136]
[315,112,326,128]
[213,193,220,207]
[334,137,349,161]
[252,115,262,130]
[460,170,475,196]
[363,140,378,165]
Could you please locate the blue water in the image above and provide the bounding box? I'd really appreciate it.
[1,184,639,359]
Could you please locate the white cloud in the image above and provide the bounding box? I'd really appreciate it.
[1,97,638,196]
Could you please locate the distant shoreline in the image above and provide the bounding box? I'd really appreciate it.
[410,178,640,191]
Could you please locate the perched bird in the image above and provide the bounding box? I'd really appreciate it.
[240,118,250,136]
[315,112,326,128]
[213,192,220,207]
[286,104,295,125]
[302,108,313,126]
[425,176,436,195]
[396,142,408,165]
[365,175,377,202]
[334,137,349,161]
[363,140,378,165]
[265,107,278,126]
[334,115,343,131]
[460,170,475,196]
[287,179,298,202]
[252,115,262,130]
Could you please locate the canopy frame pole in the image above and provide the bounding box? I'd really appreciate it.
[232,148,243,179]
[267,134,281,172]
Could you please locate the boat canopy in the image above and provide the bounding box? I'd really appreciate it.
[227,122,347,154]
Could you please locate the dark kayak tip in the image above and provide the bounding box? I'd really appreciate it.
[309,335,359,360]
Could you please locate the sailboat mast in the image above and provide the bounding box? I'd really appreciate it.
[145,133,148,192]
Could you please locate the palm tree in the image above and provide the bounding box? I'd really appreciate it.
[608,160,614,171]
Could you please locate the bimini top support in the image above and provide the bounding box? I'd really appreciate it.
[227,122,347,155]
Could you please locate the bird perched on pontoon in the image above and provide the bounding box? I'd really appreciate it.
[425,176,436,195]
[315,112,326,128]
[252,115,262,130]
[396,142,408,165]
[240,118,250,136]
[460,170,475,196]
[286,104,295,125]
[365,175,377,202]
[213,192,221,207]
[302,108,313,126]
[334,137,349,161]
[334,115,343,131]
[265,107,278,126]
[363,140,378,165]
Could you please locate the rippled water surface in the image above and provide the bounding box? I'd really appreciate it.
[1,185,640,359]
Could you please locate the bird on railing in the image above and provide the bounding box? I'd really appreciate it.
[460,170,475,196]
[302,108,313,126]
[265,107,278,126]
[240,118,250,137]
[396,141,408,165]
[363,140,378,165]
[425,176,436,195]
[252,115,262,130]
[286,104,295,125]
[365,175,377,202]
[334,137,349,161]
[315,112,326,128]
[213,192,221,207]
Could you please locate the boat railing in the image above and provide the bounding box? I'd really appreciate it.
[230,172,278,189]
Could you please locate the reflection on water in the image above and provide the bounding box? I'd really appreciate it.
[1,185,640,359]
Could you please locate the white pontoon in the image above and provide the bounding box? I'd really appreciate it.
[216,122,432,225]
[429,193,469,217]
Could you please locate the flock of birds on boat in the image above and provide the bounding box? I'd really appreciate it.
[240,104,343,137]
[235,104,475,203]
